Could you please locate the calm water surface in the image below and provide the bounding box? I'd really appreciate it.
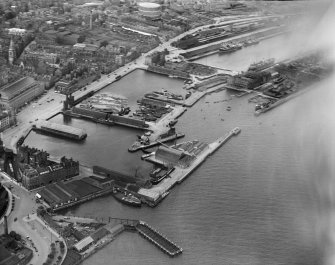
[24,37,335,264]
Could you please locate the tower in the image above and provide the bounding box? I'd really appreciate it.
[8,37,15,65]
[89,10,93,30]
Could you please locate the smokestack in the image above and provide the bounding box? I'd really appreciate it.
[4,215,8,235]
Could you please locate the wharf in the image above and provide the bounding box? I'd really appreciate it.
[136,221,182,257]
[63,110,149,130]
[128,133,185,152]
[50,187,116,212]
[138,127,241,206]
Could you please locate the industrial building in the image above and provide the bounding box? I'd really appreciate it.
[0,77,44,111]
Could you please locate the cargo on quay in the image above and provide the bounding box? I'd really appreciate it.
[33,121,87,141]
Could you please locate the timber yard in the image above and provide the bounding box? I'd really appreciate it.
[0,1,334,265]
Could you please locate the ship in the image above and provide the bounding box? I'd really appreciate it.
[112,188,141,207]
[248,58,275,72]
[243,39,260,47]
[218,42,242,54]
[150,168,175,185]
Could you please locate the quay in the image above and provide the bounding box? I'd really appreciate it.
[136,221,182,257]
[138,127,241,206]
[181,26,286,61]
[63,108,149,130]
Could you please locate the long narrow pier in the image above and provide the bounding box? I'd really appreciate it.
[136,221,182,257]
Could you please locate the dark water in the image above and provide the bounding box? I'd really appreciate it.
[24,39,335,264]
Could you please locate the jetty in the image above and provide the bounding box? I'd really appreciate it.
[138,127,241,206]
[54,215,182,259]
[136,221,183,257]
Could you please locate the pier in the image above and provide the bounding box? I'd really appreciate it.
[136,221,182,257]
[53,215,181,258]
[138,127,241,206]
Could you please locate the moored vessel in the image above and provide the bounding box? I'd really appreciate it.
[112,188,141,207]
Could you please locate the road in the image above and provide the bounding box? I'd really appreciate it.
[1,172,50,265]
[0,172,67,265]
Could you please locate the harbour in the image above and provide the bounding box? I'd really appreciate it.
[4,10,332,265]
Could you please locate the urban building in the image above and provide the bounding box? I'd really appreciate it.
[0,110,13,132]
[17,146,79,190]
[0,77,44,111]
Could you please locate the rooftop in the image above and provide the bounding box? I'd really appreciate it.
[0,77,37,99]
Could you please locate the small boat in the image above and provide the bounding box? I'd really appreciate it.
[112,188,141,207]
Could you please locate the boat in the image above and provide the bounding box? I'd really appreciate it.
[112,188,141,207]
[219,42,243,54]
[168,120,178,127]
[150,168,175,185]
[248,58,275,72]
[232,127,241,135]
[226,106,231,111]
[243,39,260,47]
[185,91,192,99]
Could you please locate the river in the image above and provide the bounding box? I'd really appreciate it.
[24,35,335,265]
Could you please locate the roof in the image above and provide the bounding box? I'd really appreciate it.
[91,228,110,242]
[74,236,94,251]
[0,77,37,100]
[138,2,161,8]
[39,121,86,137]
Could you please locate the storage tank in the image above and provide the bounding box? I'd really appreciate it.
[138,2,161,18]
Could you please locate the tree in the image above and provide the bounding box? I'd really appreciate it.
[59,241,65,249]
[77,35,85,43]
[100,40,108,48]
[4,11,16,20]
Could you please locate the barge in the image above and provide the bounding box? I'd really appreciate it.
[112,188,141,207]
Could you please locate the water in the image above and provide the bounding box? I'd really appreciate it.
[193,34,309,72]
[24,38,335,264]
